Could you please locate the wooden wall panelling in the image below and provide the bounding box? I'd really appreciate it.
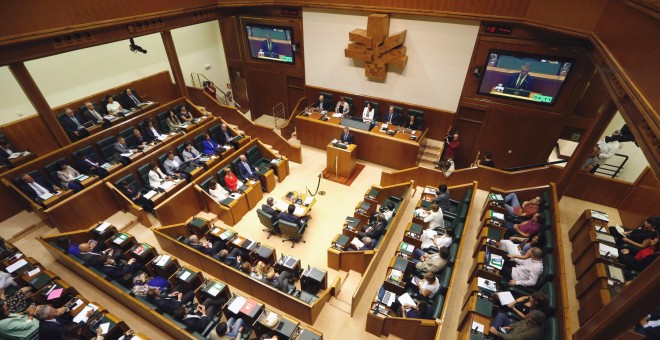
[154,184,204,226]
[617,167,660,227]
[564,172,634,207]
[219,16,242,61]
[44,180,121,232]
[244,67,287,121]
[0,115,60,156]
[0,180,23,222]
[524,0,608,33]
[286,76,305,118]
[451,105,486,169]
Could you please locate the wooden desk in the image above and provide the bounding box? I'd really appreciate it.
[256,309,300,339]
[272,157,290,183]
[224,293,264,325]
[296,111,426,169]
[326,143,357,179]
[7,151,37,168]
[278,191,316,217]
[107,233,137,253]
[574,262,623,325]
[480,193,506,220]
[131,243,157,264]
[468,249,503,285]
[150,254,180,279]
[569,215,621,281]
[473,226,506,258]
[403,222,424,249]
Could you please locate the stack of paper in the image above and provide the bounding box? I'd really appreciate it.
[228,296,246,314]
[156,255,170,267]
[350,238,365,249]
[293,206,306,216]
[397,293,415,307]
[96,222,111,232]
[143,191,157,200]
[496,291,516,305]
[599,243,619,257]
[73,304,98,323]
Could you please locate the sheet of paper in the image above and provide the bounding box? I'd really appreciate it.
[350,237,364,249]
[477,277,497,292]
[39,192,54,200]
[73,304,98,323]
[27,267,41,277]
[228,296,246,314]
[332,113,343,118]
[157,135,167,141]
[96,222,111,232]
[397,292,415,307]
[120,152,133,157]
[178,271,191,281]
[491,211,505,220]
[496,291,516,305]
[608,265,624,282]
[5,259,28,273]
[99,322,110,334]
[471,321,485,333]
[160,181,175,190]
[275,200,289,212]
[8,153,21,159]
[156,255,170,267]
[599,243,619,257]
[294,206,306,216]
[595,233,615,243]
[303,196,314,205]
[207,286,220,296]
[143,190,157,200]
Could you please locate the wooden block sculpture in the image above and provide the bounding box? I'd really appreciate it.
[344,14,408,81]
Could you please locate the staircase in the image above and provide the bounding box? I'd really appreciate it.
[327,270,362,315]
[419,139,443,169]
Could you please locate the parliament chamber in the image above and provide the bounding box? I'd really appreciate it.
[0,1,658,340]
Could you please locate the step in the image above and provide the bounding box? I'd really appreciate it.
[328,297,352,314]
[336,270,362,304]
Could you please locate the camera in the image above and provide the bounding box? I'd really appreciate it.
[129,38,148,54]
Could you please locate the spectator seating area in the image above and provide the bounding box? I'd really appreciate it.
[0,236,147,339]
[39,222,323,339]
[151,217,339,325]
[365,182,476,339]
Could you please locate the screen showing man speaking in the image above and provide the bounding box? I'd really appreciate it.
[245,24,295,64]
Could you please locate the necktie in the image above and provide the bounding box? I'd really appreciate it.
[268,41,272,51]
[72,116,82,128]
[31,182,46,195]
[244,162,252,175]
[91,110,102,121]
[130,95,140,105]
[224,131,230,140]
[191,150,196,158]
[516,75,525,88]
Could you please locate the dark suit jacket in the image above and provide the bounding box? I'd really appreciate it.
[339,132,355,144]
[38,319,66,339]
[182,314,209,332]
[217,129,234,145]
[402,120,419,130]
[504,73,535,91]
[260,39,279,57]
[261,204,280,221]
[122,92,143,109]
[143,126,161,142]
[78,252,103,267]
[61,114,86,135]
[83,108,104,124]
[316,99,330,111]
[382,112,400,125]
[237,160,259,180]
[18,176,57,201]
[135,134,149,145]
[101,262,139,281]
[76,154,102,173]
[152,297,183,315]
[120,183,142,202]
[280,212,303,228]
[113,142,131,161]
[360,222,385,240]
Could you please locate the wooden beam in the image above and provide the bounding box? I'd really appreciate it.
[8,63,69,146]
[573,258,660,339]
[160,31,188,98]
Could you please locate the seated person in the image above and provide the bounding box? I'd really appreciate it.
[61,108,89,141]
[148,161,174,189]
[181,142,202,164]
[362,102,375,123]
[223,168,243,192]
[358,213,385,240]
[401,115,418,130]
[186,235,224,256]
[56,161,84,192]
[261,267,293,292]
[173,304,210,333]
[335,96,350,116]
[581,136,622,172]
[0,303,39,339]
[166,110,184,133]
[105,95,126,115]
[112,136,135,165]
[501,248,543,288]
[0,286,34,314]
[217,123,239,148]
[83,101,115,126]
[489,292,548,335]
[480,150,496,167]
[618,237,659,272]
[411,246,450,274]
[338,126,354,145]
[146,284,194,314]
[143,120,165,142]
[432,184,451,213]
[99,255,141,281]
[75,152,109,178]
[261,197,281,221]
[416,203,445,230]
[132,128,149,148]
[17,173,62,203]
[119,180,154,213]
[213,248,246,269]
[380,201,396,221]
[240,261,266,280]
[212,317,244,340]
[131,272,171,298]
[382,106,400,125]
[437,159,455,178]
[635,310,660,339]
[123,88,143,109]
[505,213,544,238]
[420,228,453,251]
[202,133,222,155]
[499,234,540,260]
[77,242,119,267]
[178,106,193,123]
[489,310,546,340]
[315,95,328,111]
[163,151,191,182]
[35,304,79,339]
[208,179,230,203]
[237,154,267,191]
[0,272,17,290]
[346,236,376,251]
[504,193,542,218]
[279,204,308,232]
[609,217,659,250]
[412,272,440,299]
[401,301,429,319]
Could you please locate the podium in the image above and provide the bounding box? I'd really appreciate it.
[326,142,357,179]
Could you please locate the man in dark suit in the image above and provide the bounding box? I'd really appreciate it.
[339,126,355,145]
[143,120,164,142]
[237,154,267,191]
[35,305,78,340]
[146,284,194,314]
[122,88,143,109]
[213,248,246,269]
[382,106,400,125]
[133,128,149,147]
[185,235,224,255]
[112,136,134,165]
[261,197,281,221]
[61,108,90,141]
[358,213,386,240]
[100,255,141,281]
[174,304,211,333]
[346,236,376,251]
[260,32,279,58]
[217,123,240,149]
[18,173,61,203]
[83,102,111,128]
[261,267,293,292]
[75,152,109,177]
[77,242,113,267]
[119,180,154,213]
[504,62,535,91]
[315,95,329,111]
[279,203,309,233]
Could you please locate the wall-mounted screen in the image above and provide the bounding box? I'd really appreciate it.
[477,50,574,105]
[245,24,295,64]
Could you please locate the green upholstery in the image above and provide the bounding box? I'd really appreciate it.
[429,294,445,319]
[453,221,465,242]
[133,295,157,310]
[13,170,41,187]
[464,187,474,202]
[208,124,221,141]
[258,208,280,239]
[119,127,134,138]
[391,106,403,115]
[114,174,139,193]
[458,203,469,222]
[193,133,205,152]
[408,109,424,118]
[447,243,459,267]
[111,280,131,293]
[343,96,353,114]
[89,266,108,280]
[68,253,85,265]
[138,120,148,132]
[542,209,552,229]
[230,157,242,176]
[247,145,270,168]
[97,136,117,162]
[137,164,152,190]
[438,267,452,294]
[157,154,168,168]
[511,254,556,295]
[543,317,559,340]
[541,281,557,317]
[279,220,305,248]
[319,91,333,107]
[175,143,185,157]
[541,229,554,255]
[44,158,66,183]
[199,177,213,190]
[541,191,551,210]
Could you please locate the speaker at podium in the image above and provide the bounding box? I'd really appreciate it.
[326,139,357,179]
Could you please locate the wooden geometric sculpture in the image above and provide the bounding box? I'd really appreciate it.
[344,14,408,81]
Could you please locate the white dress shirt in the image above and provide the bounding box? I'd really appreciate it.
[511,258,543,287]
[362,107,374,122]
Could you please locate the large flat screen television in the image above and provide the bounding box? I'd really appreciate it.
[245,24,295,64]
[477,50,574,105]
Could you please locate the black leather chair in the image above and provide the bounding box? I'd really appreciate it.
[137,164,155,190]
[257,208,281,239]
[319,91,333,108]
[119,126,134,139]
[44,158,67,184]
[157,111,171,133]
[96,136,117,162]
[279,220,305,248]
[193,133,206,153]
